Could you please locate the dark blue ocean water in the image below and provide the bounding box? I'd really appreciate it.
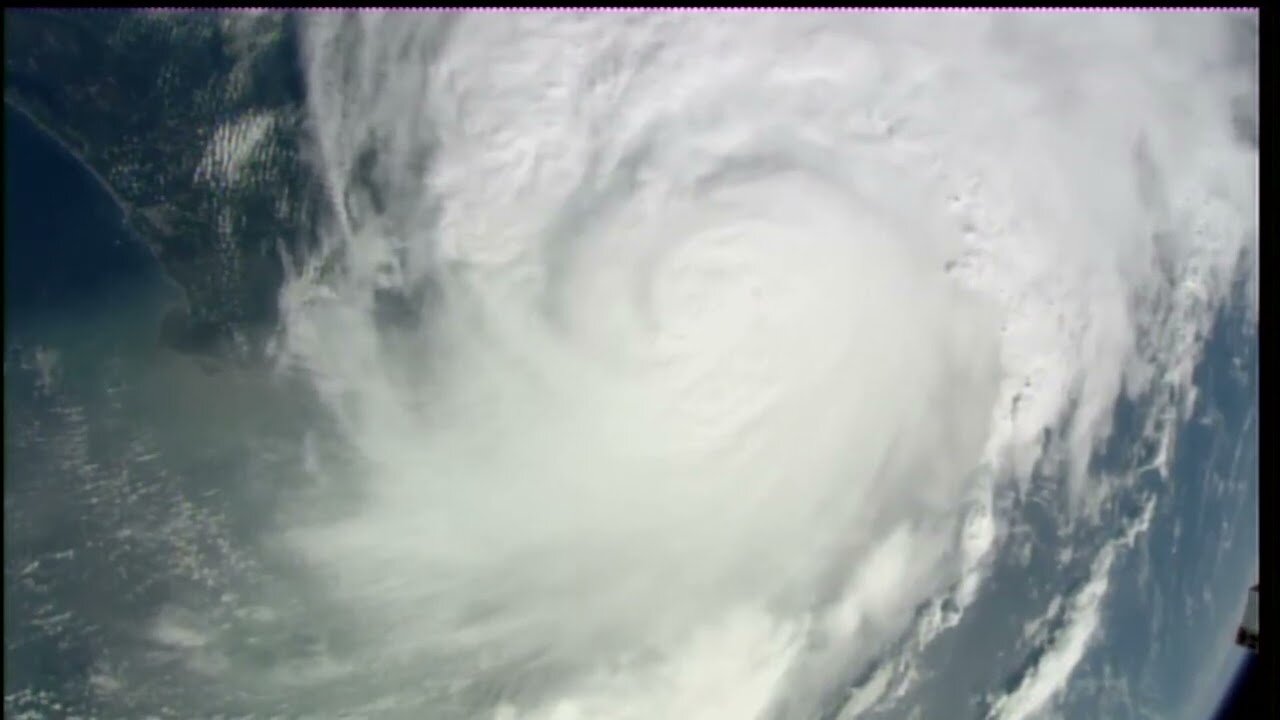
[5,104,178,332]
[5,101,160,712]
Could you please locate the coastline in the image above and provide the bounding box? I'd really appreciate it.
[4,94,134,220]
[5,94,193,313]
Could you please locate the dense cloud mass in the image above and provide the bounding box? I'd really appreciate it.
[253,11,1258,719]
[5,10,1254,720]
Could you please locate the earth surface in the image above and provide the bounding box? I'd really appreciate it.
[4,10,1258,720]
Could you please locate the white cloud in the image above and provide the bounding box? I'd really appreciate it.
[988,498,1156,720]
[253,11,1262,716]
[194,110,278,190]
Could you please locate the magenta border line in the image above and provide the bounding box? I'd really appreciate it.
[48,5,1259,11]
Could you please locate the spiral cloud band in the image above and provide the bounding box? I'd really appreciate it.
[263,11,1257,719]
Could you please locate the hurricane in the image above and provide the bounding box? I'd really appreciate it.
[3,10,1258,720]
